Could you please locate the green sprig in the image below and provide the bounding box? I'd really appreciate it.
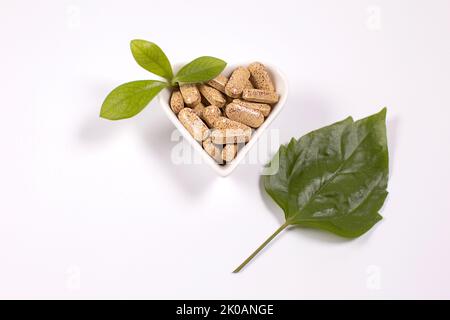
[100,40,227,120]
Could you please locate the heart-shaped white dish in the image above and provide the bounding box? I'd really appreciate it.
[158,62,288,176]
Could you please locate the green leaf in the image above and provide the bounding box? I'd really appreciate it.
[173,56,226,84]
[130,40,173,80]
[233,108,389,272]
[100,80,167,120]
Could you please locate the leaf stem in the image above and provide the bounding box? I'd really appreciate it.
[232,222,289,273]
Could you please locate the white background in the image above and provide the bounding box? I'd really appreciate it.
[1,0,450,299]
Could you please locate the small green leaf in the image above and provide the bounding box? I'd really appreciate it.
[173,56,226,84]
[100,80,167,120]
[233,108,389,272]
[130,40,173,80]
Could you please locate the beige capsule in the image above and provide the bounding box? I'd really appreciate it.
[242,88,279,104]
[225,103,264,128]
[170,90,185,114]
[233,99,271,117]
[207,74,228,93]
[224,67,250,98]
[211,128,252,144]
[177,108,209,141]
[202,105,222,127]
[222,144,237,162]
[180,84,201,106]
[248,62,275,92]
[211,117,252,144]
[198,84,226,108]
[212,116,250,130]
[203,138,223,164]
[192,102,205,117]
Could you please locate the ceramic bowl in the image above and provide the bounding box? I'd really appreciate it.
[158,62,288,176]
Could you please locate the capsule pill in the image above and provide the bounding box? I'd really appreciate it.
[222,144,237,162]
[207,75,228,93]
[225,67,250,98]
[242,88,279,104]
[248,62,275,92]
[211,117,252,144]
[202,105,222,127]
[170,90,185,114]
[211,128,251,144]
[203,138,223,164]
[180,84,201,106]
[233,99,271,117]
[225,103,264,128]
[212,116,251,131]
[198,84,226,108]
[178,108,209,141]
[192,102,205,117]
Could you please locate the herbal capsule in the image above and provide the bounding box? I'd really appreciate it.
[198,84,226,108]
[192,102,205,117]
[180,84,201,106]
[244,79,254,89]
[170,90,185,114]
[248,62,275,92]
[225,67,250,98]
[222,144,237,162]
[207,74,228,93]
[225,103,264,128]
[203,138,223,164]
[212,116,250,131]
[242,88,279,104]
[211,117,252,144]
[211,128,252,144]
[177,108,209,141]
[202,105,222,127]
[233,99,271,117]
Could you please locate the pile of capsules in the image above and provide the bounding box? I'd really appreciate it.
[169,62,279,164]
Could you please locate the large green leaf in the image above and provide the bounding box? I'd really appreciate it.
[100,80,167,120]
[234,108,389,272]
[130,40,173,80]
[265,108,388,237]
[172,56,226,84]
